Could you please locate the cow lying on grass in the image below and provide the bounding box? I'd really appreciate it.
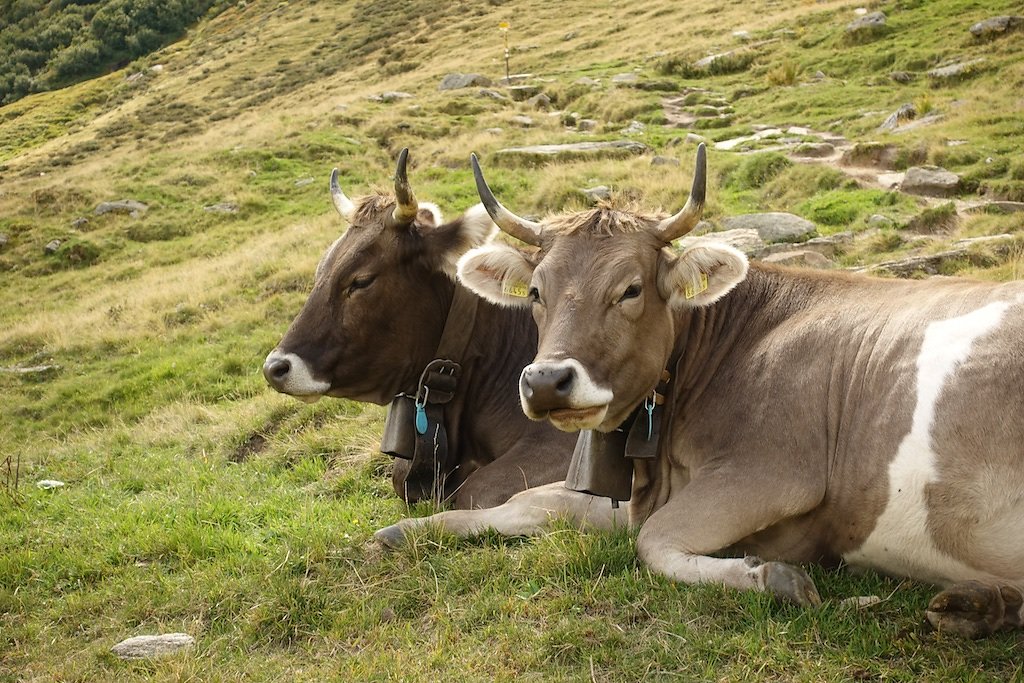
[264,149,575,508]
[376,144,1024,638]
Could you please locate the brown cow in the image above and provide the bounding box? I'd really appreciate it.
[263,149,575,508]
[376,144,1024,637]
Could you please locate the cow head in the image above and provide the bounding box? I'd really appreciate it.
[263,148,495,404]
[458,144,748,432]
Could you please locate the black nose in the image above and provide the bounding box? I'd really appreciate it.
[521,364,576,412]
[263,357,291,388]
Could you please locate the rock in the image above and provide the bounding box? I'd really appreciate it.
[111,633,195,660]
[497,74,533,86]
[620,121,645,135]
[813,70,827,80]
[651,156,680,167]
[964,201,1024,214]
[439,73,492,90]
[714,128,783,151]
[527,92,552,110]
[840,143,900,169]
[577,118,598,132]
[367,91,413,103]
[901,166,961,198]
[761,249,831,269]
[804,232,853,258]
[510,115,534,127]
[36,479,65,489]
[44,239,61,254]
[611,72,638,84]
[71,217,89,229]
[853,7,868,15]
[478,89,509,101]
[294,177,315,187]
[889,71,914,84]
[574,77,600,87]
[581,186,611,203]
[888,113,944,134]
[878,103,917,131]
[721,213,816,243]
[679,229,766,257]
[927,58,986,82]
[203,203,239,214]
[1,364,61,375]
[94,199,148,217]
[867,214,895,229]
[846,11,886,37]
[791,142,835,158]
[485,127,504,135]
[732,30,751,41]
[969,16,1023,40]
[562,31,578,41]
[507,85,541,102]
[685,133,705,144]
[494,140,649,165]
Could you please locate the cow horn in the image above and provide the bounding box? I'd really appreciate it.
[330,168,356,222]
[389,147,419,227]
[652,142,706,242]
[471,153,544,247]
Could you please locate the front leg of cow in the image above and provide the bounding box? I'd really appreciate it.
[375,481,629,548]
[636,468,824,607]
[925,581,1024,638]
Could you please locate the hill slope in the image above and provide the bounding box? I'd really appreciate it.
[2,0,1024,679]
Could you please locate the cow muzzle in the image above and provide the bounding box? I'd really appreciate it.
[519,359,613,432]
[262,350,329,402]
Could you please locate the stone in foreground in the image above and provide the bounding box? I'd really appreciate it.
[494,141,648,165]
[111,633,195,660]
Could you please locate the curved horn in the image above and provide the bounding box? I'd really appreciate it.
[652,142,706,242]
[470,153,543,246]
[389,147,419,227]
[330,168,356,222]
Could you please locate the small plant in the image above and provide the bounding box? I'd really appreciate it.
[906,202,958,233]
[915,94,934,116]
[766,60,801,86]
[728,152,793,190]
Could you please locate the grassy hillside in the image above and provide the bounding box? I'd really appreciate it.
[2,0,1023,679]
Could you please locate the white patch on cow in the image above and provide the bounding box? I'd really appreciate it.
[845,300,1014,585]
[520,358,613,430]
[457,242,535,308]
[419,201,443,226]
[263,350,330,398]
[437,203,497,278]
[315,235,344,282]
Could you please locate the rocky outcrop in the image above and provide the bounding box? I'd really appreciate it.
[969,16,1023,40]
[901,166,961,198]
[111,633,195,660]
[439,73,492,90]
[720,212,816,243]
[94,199,148,217]
[494,141,649,165]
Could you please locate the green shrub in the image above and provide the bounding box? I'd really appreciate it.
[728,152,792,190]
[905,203,958,233]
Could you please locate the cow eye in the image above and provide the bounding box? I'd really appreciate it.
[528,286,541,303]
[348,275,375,294]
[618,283,642,303]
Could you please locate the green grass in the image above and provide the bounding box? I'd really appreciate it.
[2,0,1024,678]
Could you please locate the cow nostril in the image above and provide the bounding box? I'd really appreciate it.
[555,368,574,395]
[265,358,291,383]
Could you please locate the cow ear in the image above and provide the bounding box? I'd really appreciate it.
[457,242,537,308]
[657,242,748,309]
[424,203,497,277]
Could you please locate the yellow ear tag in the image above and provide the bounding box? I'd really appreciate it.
[684,272,709,300]
[502,281,530,298]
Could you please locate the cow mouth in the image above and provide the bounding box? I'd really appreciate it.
[546,405,608,432]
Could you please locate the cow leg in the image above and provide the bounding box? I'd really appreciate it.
[636,469,823,607]
[374,481,629,548]
[925,581,1024,638]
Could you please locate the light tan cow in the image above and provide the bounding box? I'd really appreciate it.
[376,144,1024,637]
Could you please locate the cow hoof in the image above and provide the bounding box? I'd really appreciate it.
[925,581,1022,638]
[763,562,822,607]
[373,524,408,549]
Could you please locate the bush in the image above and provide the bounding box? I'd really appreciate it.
[727,152,792,190]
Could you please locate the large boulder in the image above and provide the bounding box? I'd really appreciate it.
[95,199,148,217]
[111,634,195,660]
[901,166,961,197]
[494,140,648,165]
[439,73,492,90]
[927,58,986,83]
[846,11,886,39]
[678,228,766,257]
[720,213,816,243]
[969,16,1023,40]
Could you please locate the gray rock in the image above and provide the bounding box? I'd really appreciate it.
[878,103,917,131]
[679,229,766,257]
[495,140,649,164]
[846,11,886,37]
[111,633,195,660]
[889,71,914,84]
[36,479,65,489]
[478,89,509,101]
[732,30,751,42]
[867,214,895,229]
[619,120,646,135]
[95,199,148,217]
[684,133,705,144]
[507,85,541,101]
[964,201,1024,214]
[1,364,61,375]
[485,127,504,135]
[294,177,315,187]
[611,72,638,84]
[577,118,598,132]
[927,58,986,82]
[581,186,611,203]
[901,166,961,197]
[510,115,534,127]
[791,142,835,158]
[969,16,1023,40]
[651,156,680,167]
[761,249,831,269]
[71,217,89,229]
[44,239,61,254]
[439,73,492,90]
[574,77,600,87]
[562,31,578,41]
[803,232,853,258]
[204,203,239,214]
[720,212,817,243]
[368,91,413,103]
[527,92,552,110]
[860,239,1015,278]
[497,74,533,85]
